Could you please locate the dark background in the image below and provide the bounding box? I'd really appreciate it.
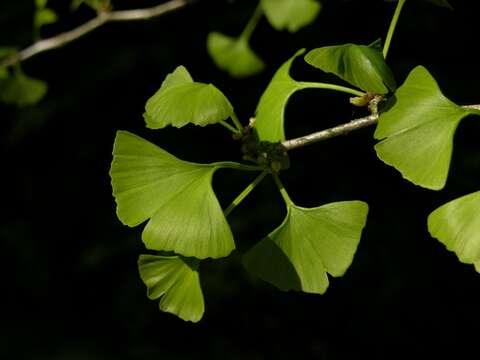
[1,0,480,358]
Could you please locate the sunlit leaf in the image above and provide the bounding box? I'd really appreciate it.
[305,43,396,94]
[244,201,368,294]
[255,49,306,142]
[144,66,234,129]
[138,254,204,322]
[374,66,480,190]
[261,0,322,33]
[110,131,235,259]
[207,32,265,78]
[428,191,480,272]
[0,72,47,106]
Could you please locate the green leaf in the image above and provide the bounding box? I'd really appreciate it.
[35,0,48,9]
[255,49,306,142]
[0,72,47,106]
[374,66,480,190]
[207,32,265,78]
[428,191,480,272]
[144,66,234,129]
[243,201,368,294]
[261,0,322,33]
[138,254,204,322]
[110,131,235,259]
[34,8,58,29]
[304,43,396,94]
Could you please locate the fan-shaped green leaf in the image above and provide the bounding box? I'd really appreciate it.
[261,0,322,33]
[243,201,368,294]
[144,66,234,129]
[374,66,480,190]
[138,254,204,322]
[428,191,480,272]
[207,32,265,78]
[0,72,47,106]
[305,43,396,94]
[110,131,235,259]
[255,49,306,142]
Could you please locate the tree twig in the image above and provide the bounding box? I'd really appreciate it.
[282,104,480,151]
[0,0,191,68]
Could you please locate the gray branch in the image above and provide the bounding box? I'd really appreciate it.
[282,104,480,151]
[0,0,190,68]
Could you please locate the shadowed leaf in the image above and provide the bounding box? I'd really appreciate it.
[244,201,368,294]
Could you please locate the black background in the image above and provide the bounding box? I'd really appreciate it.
[1,0,480,358]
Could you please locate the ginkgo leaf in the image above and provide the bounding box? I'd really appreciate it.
[255,49,306,142]
[110,131,235,259]
[305,43,396,94]
[374,66,480,190]
[0,72,47,106]
[428,191,480,272]
[261,0,322,33]
[207,32,265,78]
[243,201,368,294]
[144,65,234,129]
[138,254,204,322]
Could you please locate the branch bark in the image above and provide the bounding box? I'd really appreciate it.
[282,104,480,151]
[0,0,191,68]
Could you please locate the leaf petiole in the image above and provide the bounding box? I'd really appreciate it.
[383,0,406,59]
[231,112,244,132]
[299,81,364,97]
[240,3,263,41]
[219,120,241,134]
[272,173,294,206]
[224,170,268,216]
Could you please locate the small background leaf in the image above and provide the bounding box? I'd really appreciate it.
[428,191,480,272]
[374,66,479,190]
[261,0,322,33]
[0,72,47,106]
[305,43,396,94]
[244,201,368,294]
[138,254,205,322]
[207,32,265,78]
[144,66,234,129]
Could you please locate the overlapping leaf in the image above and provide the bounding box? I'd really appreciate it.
[207,32,265,78]
[374,66,480,190]
[255,49,306,142]
[138,254,204,322]
[261,0,322,33]
[305,43,396,94]
[428,192,480,272]
[0,72,47,106]
[110,131,235,259]
[243,201,368,294]
[144,66,234,129]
